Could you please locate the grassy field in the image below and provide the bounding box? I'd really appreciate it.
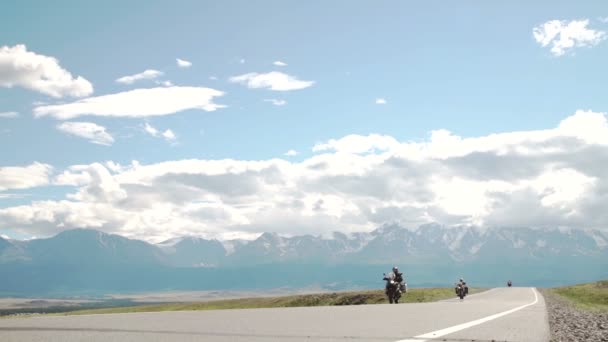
[549,280,608,312]
[57,287,484,316]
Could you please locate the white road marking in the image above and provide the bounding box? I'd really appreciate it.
[396,288,539,342]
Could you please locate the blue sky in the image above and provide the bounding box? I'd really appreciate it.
[1,1,608,241]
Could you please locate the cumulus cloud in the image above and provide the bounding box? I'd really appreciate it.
[264,99,287,106]
[56,122,114,146]
[116,69,163,84]
[34,86,225,120]
[229,71,314,91]
[533,19,606,56]
[0,111,18,118]
[3,110,608,241]
[376,98,387,105]
[143,122,177,142]
[0,163,53,191]
[0,44,93,98]
[176,58,192,68]
[273,61,287,66]
[284,150,298,157]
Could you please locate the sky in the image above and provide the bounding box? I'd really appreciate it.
[1,1,608,242]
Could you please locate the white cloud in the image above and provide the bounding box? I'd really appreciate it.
[116,69,163,84]
[264,99,287,106]
[0,111,18,118]
[600,17,608,23]
[162,129,176,141]
[284,150,298,157]
[34,86,225,120]
[229,72,314,91]
[209,76,218,80]
[313,134,400,154]
[533,19,606,56]
[143,122,159,136]
[57,122,114,146]
[143,122,177,142]
[239,59,245,64]
[376,98,387,105]
[273,61,287,66]
[4,110,608,241]
[0,163,52,191]
[155,80,173,87]
[176,58,192,68]
[0,44,93,98]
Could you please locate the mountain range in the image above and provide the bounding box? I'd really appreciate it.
[1,225,607,296]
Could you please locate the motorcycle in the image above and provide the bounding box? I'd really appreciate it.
[455,284,465,299]
[383,272,407,304]
[455,283,468,299]
[507,280,512,287]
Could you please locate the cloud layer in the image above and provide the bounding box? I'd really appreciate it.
[533,19,606,56]
[0,44,93,98]
[34,86,225,119]
[2,110,608,242]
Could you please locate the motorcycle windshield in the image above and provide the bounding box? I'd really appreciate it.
[385,272,396,281]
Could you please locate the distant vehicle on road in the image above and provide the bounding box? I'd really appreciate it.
[507,280,512,287]
[383,270,406,304]
[455,278,469,300]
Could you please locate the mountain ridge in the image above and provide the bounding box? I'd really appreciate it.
[1,225,606,295]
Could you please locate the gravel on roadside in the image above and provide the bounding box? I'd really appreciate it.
[539,289,608,342]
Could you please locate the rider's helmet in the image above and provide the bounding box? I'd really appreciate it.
[392,266,399,273]
[459,278,464,282]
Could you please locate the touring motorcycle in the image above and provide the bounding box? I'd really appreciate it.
[455,282,468,300]
[383,271,407,304]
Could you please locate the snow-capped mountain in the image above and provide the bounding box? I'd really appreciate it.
[2,226,607,267]
[0,225,606,295]
[158,236,225,267]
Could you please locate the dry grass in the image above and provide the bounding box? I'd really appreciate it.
[57,287,485,316]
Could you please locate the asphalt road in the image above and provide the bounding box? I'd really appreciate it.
[0,287,549,342]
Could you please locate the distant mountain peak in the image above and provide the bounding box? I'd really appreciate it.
[158,236,208,247]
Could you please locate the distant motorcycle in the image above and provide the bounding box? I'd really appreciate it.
[383,272,406,304]
[507,280,512,287]
[455,282,468,300]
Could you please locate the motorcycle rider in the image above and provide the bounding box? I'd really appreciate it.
[455,278,468,297]
[392,266,404,283]
[383,266,405,303]
[383,266,404,283]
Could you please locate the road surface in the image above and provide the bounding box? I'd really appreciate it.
[0,287,549,341]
